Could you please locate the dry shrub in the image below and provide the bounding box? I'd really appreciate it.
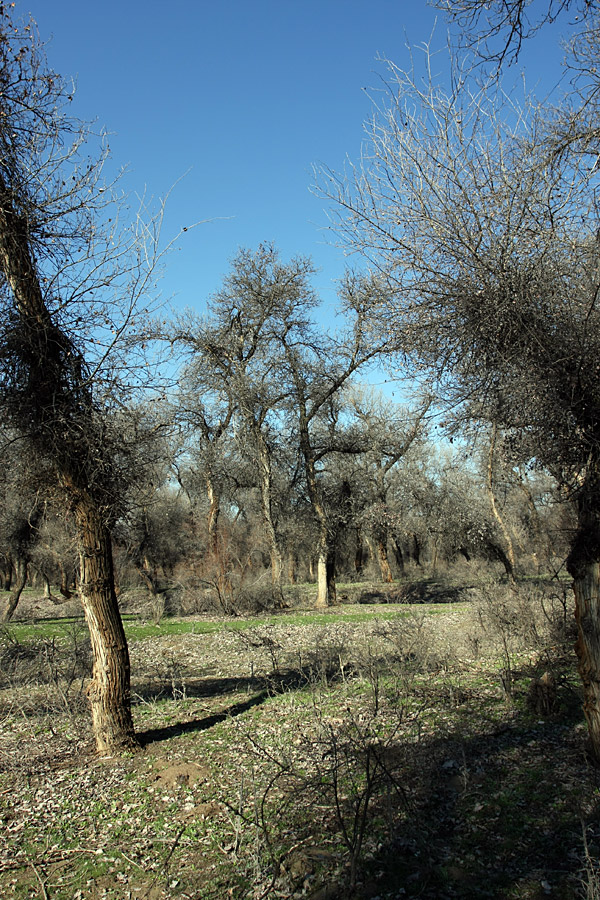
[0,624,91,718]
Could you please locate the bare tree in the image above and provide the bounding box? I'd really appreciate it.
[436,0,585,65]
[277,271,395,606]
[319,34,600,757]
[0,446,43,622]
[174,245,317,587]
[0,10,165,753]
[345,389,431,583]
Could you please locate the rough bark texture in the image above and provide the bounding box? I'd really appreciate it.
[354,527,365,575]
[391,537,405,575]
[375,528,394,583]
[75,495,138,754]
[0,172,137,755]
[205,477,220,556]
[568,491,600,763]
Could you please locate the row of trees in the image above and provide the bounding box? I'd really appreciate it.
[2,1,600,760]
[318,1,600,755]
[1,386,566,617]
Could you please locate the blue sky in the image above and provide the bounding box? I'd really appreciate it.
[25,1,567,325]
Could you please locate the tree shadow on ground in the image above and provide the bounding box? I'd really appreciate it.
[133,664,342,747]
[346,712,599,899]
[136,690,269,746]
[132,664,345,704]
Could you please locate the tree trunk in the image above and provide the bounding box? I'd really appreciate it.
[287,552,297,583]
[59,562,73,599]
[256,434,283,584]
[487,423,517,582]
[567,491,600,763]
[75,495,138,755]
[374,526,393,583]
[412,534,422,568]
[316,544,329,608]
[354,527,365,575]
[0,170,136,755]
[391,537,405,575]
[206,477,221,556]
[326,546,337,604]
[1,558,27,623]
[1,557,13,592]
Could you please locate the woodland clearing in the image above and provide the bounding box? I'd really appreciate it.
[0,579,597,900]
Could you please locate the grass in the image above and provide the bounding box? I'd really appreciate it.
[2,600,464,643]
[0,582,598,899]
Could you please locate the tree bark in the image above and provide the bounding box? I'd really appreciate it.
[374,526,394,583]
[75,494,138,754]
[1,557,13,592]
[486,423,516,582]
[354,527,365,575]
[255,431,283,584]
[206,477,221,556]
[315,538,329,608]
[391,537,405,575]
[1,558,27,623]
[567,489,600,763]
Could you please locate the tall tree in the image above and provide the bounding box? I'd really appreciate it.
[175,245,317,586]
[0,10,163,753]
[346,389,431,583]
[277,272,394,606]
[320,19,600,757]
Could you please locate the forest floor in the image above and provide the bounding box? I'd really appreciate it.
[0,579,599,900]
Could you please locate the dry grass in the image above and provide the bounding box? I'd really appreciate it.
[0,580,597,899]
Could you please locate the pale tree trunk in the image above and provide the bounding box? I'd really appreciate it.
[314,503,335,607]
[206,477,220,556]
[1,558,27,623]
[316,548,328,608]
[302,438,336,607]
[75,494,138,754]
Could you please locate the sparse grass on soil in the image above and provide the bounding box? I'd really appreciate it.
[0,581,599,899]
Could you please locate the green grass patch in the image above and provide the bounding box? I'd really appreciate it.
[2,602,465,644]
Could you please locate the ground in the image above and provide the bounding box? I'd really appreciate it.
[0,580,598,899]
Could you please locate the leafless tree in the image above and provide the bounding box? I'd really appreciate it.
[0,9,166,753]
[345,389,431,582]
[173,244,317,587]
[277,271,396,605]
[436,0,588,66]
[319,30,600,757]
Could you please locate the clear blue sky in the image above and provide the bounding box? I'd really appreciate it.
[24,0,566,323]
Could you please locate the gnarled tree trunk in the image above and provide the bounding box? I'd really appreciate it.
[374,525,394,583]
[0,171,137,756]
[75,493,137,754]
